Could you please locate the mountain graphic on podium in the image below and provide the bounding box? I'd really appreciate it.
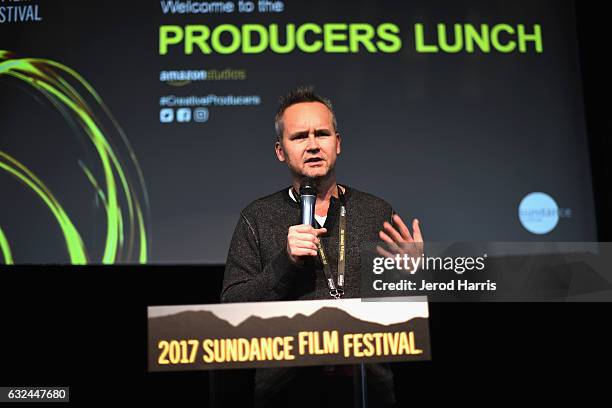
[148,306,428,339]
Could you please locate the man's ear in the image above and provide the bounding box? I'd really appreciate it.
[336,132,341,155]
[275,140,286,162]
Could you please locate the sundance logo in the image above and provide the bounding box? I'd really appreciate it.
[518,192,571,235]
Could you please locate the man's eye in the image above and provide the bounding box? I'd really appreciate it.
[316,132,330,137]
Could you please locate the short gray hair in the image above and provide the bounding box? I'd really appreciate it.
[274,85,338,141]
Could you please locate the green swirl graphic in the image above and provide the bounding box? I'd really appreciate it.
[0,226,12,264]
[0,50,150,264]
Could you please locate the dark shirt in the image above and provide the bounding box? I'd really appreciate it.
[221,185,397,407]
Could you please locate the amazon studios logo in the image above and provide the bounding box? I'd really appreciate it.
[518,192,571,234]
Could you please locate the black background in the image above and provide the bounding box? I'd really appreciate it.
[1,2,612,406]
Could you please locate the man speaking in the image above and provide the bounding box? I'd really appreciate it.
[221,86,423,408]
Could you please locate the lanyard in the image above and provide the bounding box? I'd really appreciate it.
[294,185,347,300]
[317,192,346,299]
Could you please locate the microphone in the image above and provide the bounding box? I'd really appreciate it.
[299,177,317,227]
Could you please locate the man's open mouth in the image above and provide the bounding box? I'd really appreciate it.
[305,157,323,163]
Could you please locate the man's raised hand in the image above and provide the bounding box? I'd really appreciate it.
[377,215,424,272]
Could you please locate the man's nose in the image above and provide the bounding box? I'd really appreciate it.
[305,132,320,151]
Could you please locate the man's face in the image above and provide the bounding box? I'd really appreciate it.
[275,102,341,181]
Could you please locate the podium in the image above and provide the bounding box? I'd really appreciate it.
[148,297,430,407]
